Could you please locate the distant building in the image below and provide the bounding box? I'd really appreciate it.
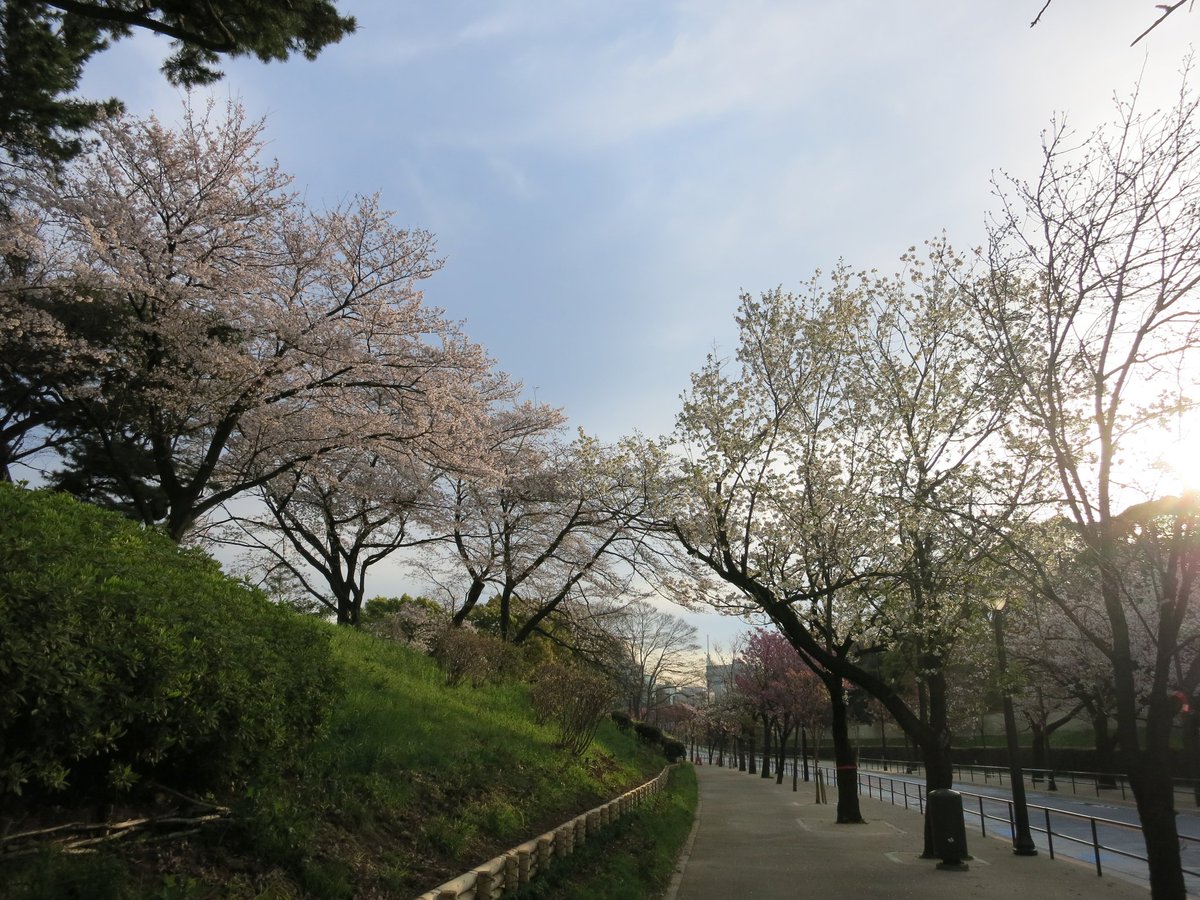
[654,683,707,707]
[675,685,707,705]
[706,658,739,700]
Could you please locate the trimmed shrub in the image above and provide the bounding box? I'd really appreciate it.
[362,595,447,651]
[529,663,616,756]
[0,484,341,803]
[430,626,522,687]
[611,710,633,732]
[662,738,687,762]
[634,722,663,746]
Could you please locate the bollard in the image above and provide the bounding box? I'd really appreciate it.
[927,789,969,870]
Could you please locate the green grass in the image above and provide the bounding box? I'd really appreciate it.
[0,626,674,899]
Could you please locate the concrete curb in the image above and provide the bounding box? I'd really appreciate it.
[662,781,704,900]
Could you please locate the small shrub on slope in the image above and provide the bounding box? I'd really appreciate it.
[530,663,615,756]
[0,484,340,804]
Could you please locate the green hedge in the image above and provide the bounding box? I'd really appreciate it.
[0,484,341,802]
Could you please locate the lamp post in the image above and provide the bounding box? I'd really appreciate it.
[990,597,1038,856]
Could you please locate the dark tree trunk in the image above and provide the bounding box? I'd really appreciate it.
[747,732,756,774]
[499,588,512,641]
[801,727,811,781]
[1092,712,1118,788]
[452,577,487,626]
[1030,723,1046,769]
[793,738,799,791]
[917,664,955,858]
[1184,706,1200,807]
[1030,722,1047,785]
[880,717,889,770]
[1130,754,1187,899]
[761,715,772,778]
[919,734,955,858]
[776,725,790,785]
[827,677,865,823]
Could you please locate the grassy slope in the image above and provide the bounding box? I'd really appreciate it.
[296,627,672,896]
[1,626,675,899]
[514,764,699,900]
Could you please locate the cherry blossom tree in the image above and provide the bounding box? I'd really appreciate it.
[4,100,499,542]
[663,244,1029,843]
[215,448,438,625]
[0,207,113,479]
[431,429,666,644]
[977,68,1200,898]
[735,628,826,788]
[213,399,557,626]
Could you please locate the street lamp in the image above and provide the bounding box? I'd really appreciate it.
[990,596,1038,856]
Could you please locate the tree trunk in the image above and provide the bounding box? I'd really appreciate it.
[880,717,889,770]
[1092,712,1118,788]
[1131,755,1187,900]
[1184,706,1200,807]
[1031,722,1047,785]
[918,665,954,858]
[776,725,789,786]
[498,588,512,641]
[761,715,772,778]
[334,582,356,625]
[919,734,955,858]
[828,677,865,823]
[747,732,756,774]
[452,577,487,626]
[793,738,799,791]
[801,727,811,781]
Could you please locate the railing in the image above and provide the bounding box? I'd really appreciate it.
[856,756,1200,806]
[415,764,674,900]
[822,764,1200,885]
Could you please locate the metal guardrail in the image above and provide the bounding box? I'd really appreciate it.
[856,756,1200,805]
[821,764,1200,884]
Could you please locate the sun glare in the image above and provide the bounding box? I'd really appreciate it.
[1159,434,1199,493]
[1137,420,1199,497]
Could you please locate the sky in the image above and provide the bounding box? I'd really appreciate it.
[74,0,1198,654]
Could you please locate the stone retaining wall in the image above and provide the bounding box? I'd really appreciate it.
[415,764,674,899]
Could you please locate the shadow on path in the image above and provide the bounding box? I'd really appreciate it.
[665,763,1150,900]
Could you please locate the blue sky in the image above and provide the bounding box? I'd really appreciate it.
[76,1,1198,651]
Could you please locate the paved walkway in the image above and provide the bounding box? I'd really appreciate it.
[665,763,1151,899]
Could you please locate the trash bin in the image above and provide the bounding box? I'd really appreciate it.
[927,789,969,870]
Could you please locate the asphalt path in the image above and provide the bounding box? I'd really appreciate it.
[668,764,1153,900]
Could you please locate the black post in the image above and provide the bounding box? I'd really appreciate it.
[992,604,1038,856]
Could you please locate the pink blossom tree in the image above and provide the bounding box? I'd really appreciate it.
[213,401,558,625]
[5,100,496,541]
[736,628,828,788]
